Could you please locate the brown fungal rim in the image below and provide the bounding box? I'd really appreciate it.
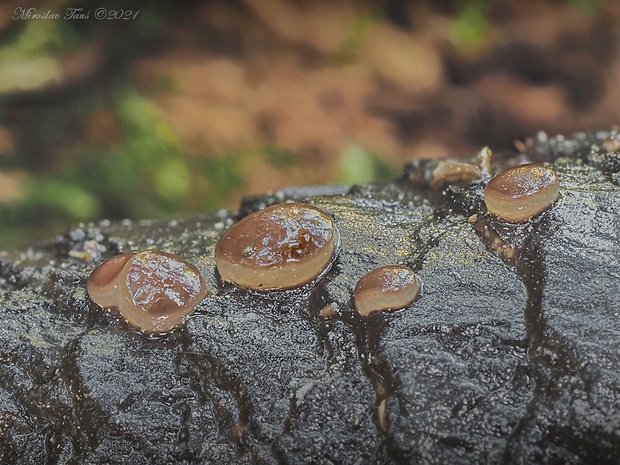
[214,203,341,291]
[87,251,207,334]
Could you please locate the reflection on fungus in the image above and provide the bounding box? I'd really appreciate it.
[215,203,340,290]
[484,163,559,223]
[354,265,420,317]
[87,250,206,334]
[431,160,481,186]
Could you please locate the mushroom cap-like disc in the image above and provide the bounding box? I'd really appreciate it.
[354,265,420,317]
[483,163,559,223]
[215,203,339,290]
[118,251,206,333]
[432,161,481,186]
[87,251,206,334]
[87,254,134,308]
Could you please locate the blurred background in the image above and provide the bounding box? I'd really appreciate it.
[0,0,618,248]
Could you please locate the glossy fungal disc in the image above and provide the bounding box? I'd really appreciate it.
[431,161,481,186]
[483,163,559,223]
[87,251,206,334]
[214,203,339,290]
[86,254,133,308]
[354,265,420,317]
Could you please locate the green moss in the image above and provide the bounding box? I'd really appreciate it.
[264,147,298,168]
[570,0,601,16]
[337,145,395,185]
[23,178,100,220]
[333,13,374,63]
[449,0,491,54]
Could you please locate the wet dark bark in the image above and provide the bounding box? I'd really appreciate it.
[1,130,619,464]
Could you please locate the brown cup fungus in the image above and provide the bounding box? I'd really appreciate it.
[432,161,481,186]
[354,265,420,317]
[483,163,559,223]
[87,250,206,334]
[214,203,339,290]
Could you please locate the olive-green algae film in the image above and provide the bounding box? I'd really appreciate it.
[1,131,620,463]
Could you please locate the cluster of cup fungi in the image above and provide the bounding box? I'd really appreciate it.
[87,154,560,335]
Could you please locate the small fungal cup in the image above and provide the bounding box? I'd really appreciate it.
[214,203,340,290]
[87,250,206,334]
[432,161,481,186]
[354,265,420,317]
[483,163,559,223]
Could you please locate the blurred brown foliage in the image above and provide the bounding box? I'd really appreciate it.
[1,0,619,246]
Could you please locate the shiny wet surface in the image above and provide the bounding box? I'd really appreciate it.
[1,130,620,463]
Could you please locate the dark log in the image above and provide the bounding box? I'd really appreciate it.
[1,130,619,464]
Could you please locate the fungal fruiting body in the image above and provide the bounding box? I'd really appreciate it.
[214,203,339,290]
[432,161,481,187]
[483,163,559,223]
[87,251,206,334]
[604,134,620,152]
[354,265,420,317]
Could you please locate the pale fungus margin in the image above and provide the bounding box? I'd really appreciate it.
[214,202,340,291]
[483,163,559,223]
[87,250,207,334]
